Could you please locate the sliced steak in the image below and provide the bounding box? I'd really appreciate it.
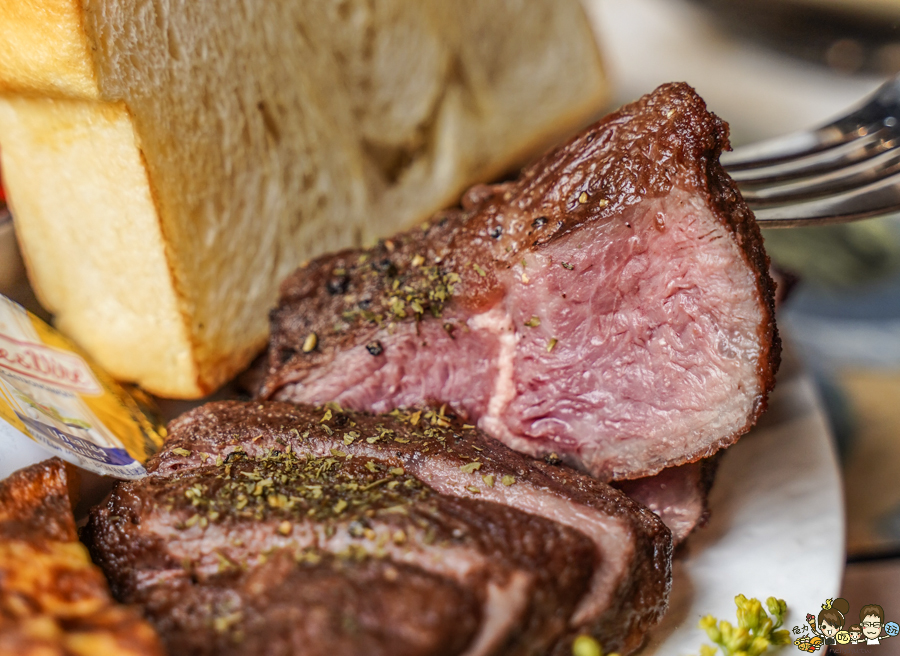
[83,401,652,656]
[90,402,672,654]
[613,459,719,545]
[261,82,779,482]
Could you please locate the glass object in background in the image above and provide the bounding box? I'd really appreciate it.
[692,0,900,76]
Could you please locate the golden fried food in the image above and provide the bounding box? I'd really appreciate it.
[0,458,163,656]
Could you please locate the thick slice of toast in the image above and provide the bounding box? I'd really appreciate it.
[0,0,608,398]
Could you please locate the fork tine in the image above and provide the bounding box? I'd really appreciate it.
[721,126,849,171]
[749,168,900,227]
[738,147,900,204]
[722,74,900,171]
[727,126,896,184]
[723,75,900,227]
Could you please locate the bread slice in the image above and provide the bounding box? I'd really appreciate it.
[0,0,608,398]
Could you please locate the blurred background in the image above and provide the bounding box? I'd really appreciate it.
[2,0,899,616]
[587,0,900,611]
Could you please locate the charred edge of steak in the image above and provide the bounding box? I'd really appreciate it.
[691,454,722,535]
[124,401,672,655]
[527,458,672,656]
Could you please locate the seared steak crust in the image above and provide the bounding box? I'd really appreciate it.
[262,82,779,481]
[85,401,671,655]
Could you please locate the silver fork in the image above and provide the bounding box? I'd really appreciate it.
[722,74,900,228]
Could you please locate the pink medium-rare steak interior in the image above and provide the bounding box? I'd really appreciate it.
[613,459,719,545]
[262,83,779,481]
[496,189,765,478]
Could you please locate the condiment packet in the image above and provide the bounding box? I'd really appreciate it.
[0,293,165,479]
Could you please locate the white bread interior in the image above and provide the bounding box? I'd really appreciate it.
[0,98,198,393]
[0,0,608,398]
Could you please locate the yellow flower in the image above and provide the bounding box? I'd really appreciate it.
[696,595,788,656]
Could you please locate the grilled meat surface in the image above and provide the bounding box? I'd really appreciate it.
[85,401,672,656]
[262,82,779,481]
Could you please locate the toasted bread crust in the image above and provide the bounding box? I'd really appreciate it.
[0,0,99,99]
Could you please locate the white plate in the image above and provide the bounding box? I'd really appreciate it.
[641,353,845,655]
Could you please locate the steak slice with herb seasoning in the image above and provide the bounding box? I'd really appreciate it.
[92,401,672,655]
[84,403,609,656]
[261,82,779,482]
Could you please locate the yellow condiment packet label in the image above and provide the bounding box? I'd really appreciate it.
[0,294,164,478]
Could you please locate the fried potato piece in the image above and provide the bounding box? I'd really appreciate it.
[0,458,163,656]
